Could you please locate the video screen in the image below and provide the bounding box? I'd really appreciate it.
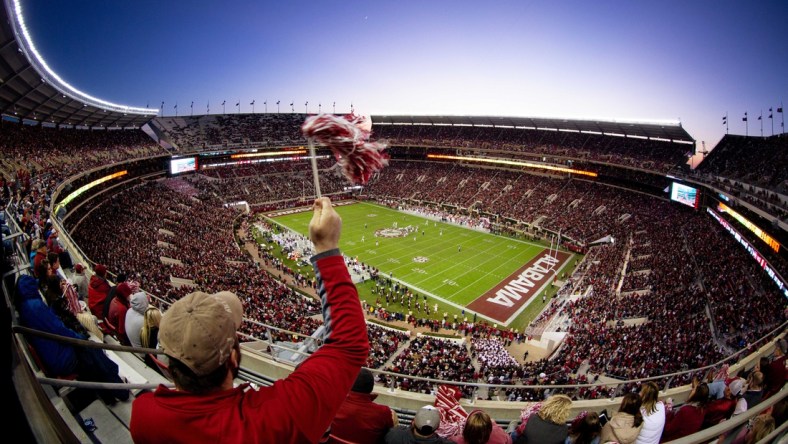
[670,182,699,208]
[170,157,197,175]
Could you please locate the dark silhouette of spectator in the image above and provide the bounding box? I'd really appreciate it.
[763,338,787,399]
[15,275,129,403]
[329,368,398,443]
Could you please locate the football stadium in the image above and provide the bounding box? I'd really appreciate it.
[2,1,787,443]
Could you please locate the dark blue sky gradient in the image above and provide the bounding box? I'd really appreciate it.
[20,0,788,161]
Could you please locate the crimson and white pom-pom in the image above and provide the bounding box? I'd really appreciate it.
[302,113,388,185]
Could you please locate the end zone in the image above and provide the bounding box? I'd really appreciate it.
[468,250,572,325]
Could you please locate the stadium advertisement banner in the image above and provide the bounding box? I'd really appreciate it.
[708,208,788,298]
[717,202,781,253]
[169,156,197,175]
[469,250,571,324]
[670,182,700,208]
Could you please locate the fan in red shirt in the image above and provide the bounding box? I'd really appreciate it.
[130,197,369,444]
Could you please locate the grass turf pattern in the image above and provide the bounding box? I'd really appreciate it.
[271,202,550,313]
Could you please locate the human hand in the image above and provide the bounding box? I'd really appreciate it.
[309,197,341,254]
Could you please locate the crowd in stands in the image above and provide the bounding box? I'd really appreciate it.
[365,161,649,244]
[696,134,788,193]
[0,122,160,186]
[384,335,475,396]
[684,215,786,349]
[185,161,349,208]
[151,113,306,150]
[365,161,786,395]
[373,123,691,173]
[152,113,693,173]
[68,180,325,341]
[199,157,335,179]
[150,114,788,226]
[2,120,785,410]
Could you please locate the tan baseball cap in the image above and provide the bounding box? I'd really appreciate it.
[159,291,244,376]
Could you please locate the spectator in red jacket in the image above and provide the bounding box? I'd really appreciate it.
[131,197,369,444]
[660,382,709,442]
[763,338,787,399]
[87,264,111,318]
[106,282,132,345]
[329,368,398,443]
[702,378,743,428]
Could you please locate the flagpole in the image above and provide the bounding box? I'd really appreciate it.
[760,110,763,137]
[744,112,748,137]
[770,108,774,136]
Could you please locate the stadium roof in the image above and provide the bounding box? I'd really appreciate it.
[0,0,157,129]
[372,115,695,144]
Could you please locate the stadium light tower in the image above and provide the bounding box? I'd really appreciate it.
[222,100,226,114]
[263,100,267,113]
[305,101,308,114]
[277,100,280,113]
[251,100,255,113]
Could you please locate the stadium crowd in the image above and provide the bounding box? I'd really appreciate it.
[2,120,786,412]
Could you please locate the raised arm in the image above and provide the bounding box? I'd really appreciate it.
[280,197,369,442]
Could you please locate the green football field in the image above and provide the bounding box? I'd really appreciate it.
[270,201,566,320]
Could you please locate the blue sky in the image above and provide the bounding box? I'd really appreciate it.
[21,0,788,164]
